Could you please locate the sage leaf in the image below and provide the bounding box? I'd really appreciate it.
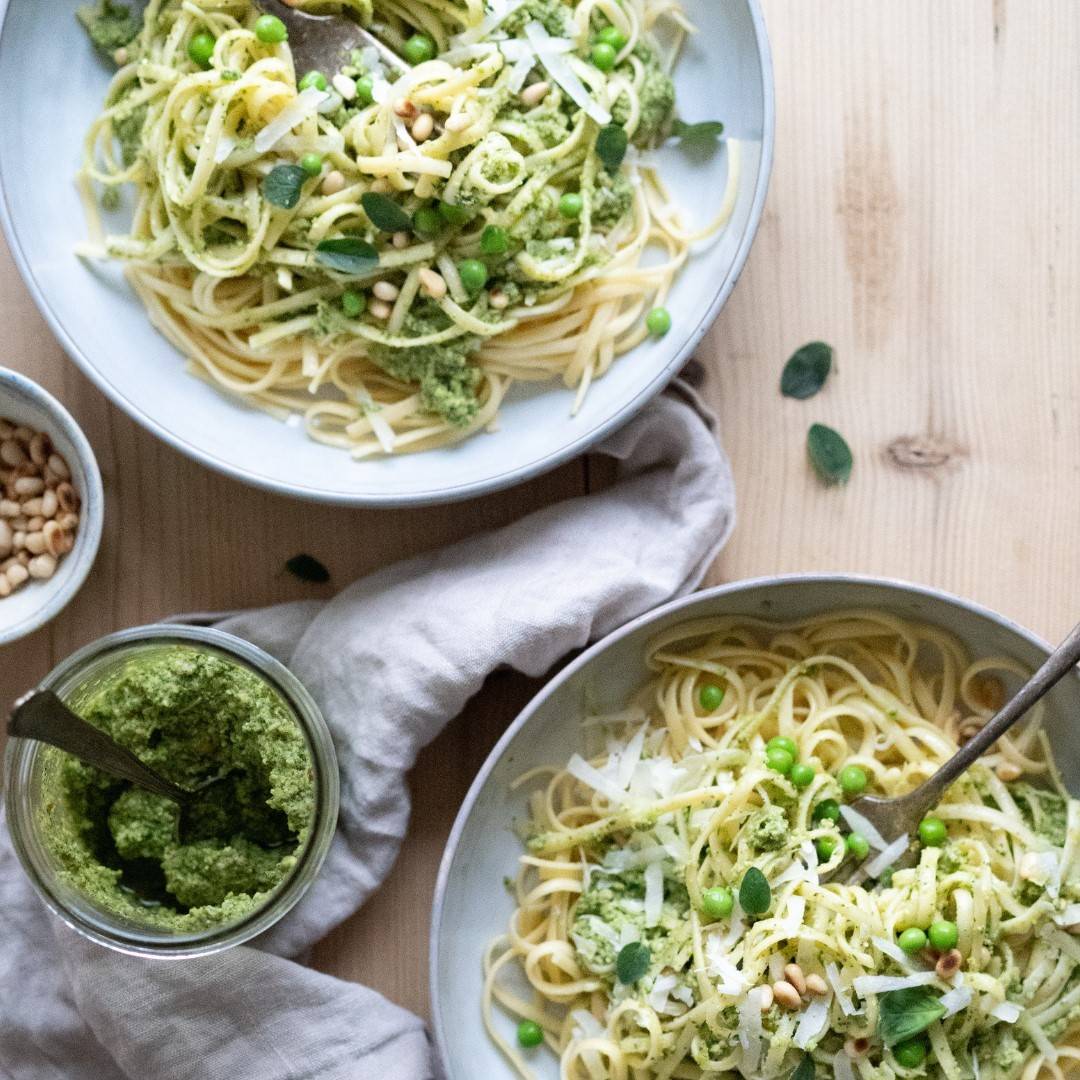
[615,941,650,984]
[739,866,771,915]
[315,237,379,275]
[361,192,413,233]
[262,164,308,210]
[597,124,629,172]
[879,986,946,1047]
[672,119,725,144]
[792,1054,815,1080]
[782,341,833,400]
[807,423,853,486]
[285,554,330,584]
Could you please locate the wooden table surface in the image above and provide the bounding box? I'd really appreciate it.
[2,0,1078,1025]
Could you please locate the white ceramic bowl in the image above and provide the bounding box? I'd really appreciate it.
[0,368,104,645]
[0,0,773,506]
[430,575,1080,1079]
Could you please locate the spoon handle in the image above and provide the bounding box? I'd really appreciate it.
[918,620,1080,803]
[8,690,188,803]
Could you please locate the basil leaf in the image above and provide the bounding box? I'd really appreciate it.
[672,119,725,144]
[807,424,853,486]
[738,867,771,915]
[879,986,946,1047]
[792,1054,815,1080]
[262,164,308,210]
[596,124,629,172]
[315,237,379,275]
[781,341,833,400]
[361,192,413,233]
[615,942,650,985]
[284,554,330,584]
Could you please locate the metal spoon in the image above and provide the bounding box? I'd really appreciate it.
[842,620,1080,872]
[252,0,408,77]
[7,690,226,836]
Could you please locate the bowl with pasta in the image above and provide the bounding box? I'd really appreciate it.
[0,0,772,505]
[431,575,1080,1079]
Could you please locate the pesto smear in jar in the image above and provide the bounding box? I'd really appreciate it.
[40,646,316,932]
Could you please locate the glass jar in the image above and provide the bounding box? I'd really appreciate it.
[4,624,339,958]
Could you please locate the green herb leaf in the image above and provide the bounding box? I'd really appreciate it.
[807,423,853,486]
[284,554,330,584]
[781,341,833,400]
[361,192,413,233]
[615,942,651,984]
[878,987,946,1047]
[738,867,771,915]
[315,237,379,275]
[792,1053,815,1080]
[597,124,629,172]
[262,164,308,210]
[672,119,725,144]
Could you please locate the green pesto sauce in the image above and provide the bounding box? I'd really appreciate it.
[503,0,571,37]
[76,0,141,61]
[40,647,315,933]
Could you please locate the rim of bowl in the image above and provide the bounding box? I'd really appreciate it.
[428,572,1061,1072]
[0,0,775,508]
[0,366,104,645]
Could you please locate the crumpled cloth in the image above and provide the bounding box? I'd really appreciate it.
[0,390,735,1080]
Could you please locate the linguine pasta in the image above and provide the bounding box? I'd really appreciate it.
[485,612,1080,1079]
[76,0,738,459]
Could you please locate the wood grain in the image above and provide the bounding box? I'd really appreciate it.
[1,0,1078,1030]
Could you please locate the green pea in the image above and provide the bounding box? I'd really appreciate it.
[481,225,509,256]
[516,1020,544,1048]
[403,33,437,65]
[439,201,472,225]
[815,835,839,861]
[790,762,816,789]
[646,307,672,336]
[355,75,375,105]
[591,42,618,71]
[766,736,798,757]
[187,31,216,68]
[458,259,489,293]
[765,747,794,776]
[299,70,328,92]
[928,920,959,951]
[413,207,443,235]
[254,14,288,43]
[300,152,324,176]
[701,886,733,920]
[559,192,584,219]
[845,832,869,859]
[838,764,868,795]
[812,798,841,823]
[699,684,725,712]
[596,26,628,50]
[893,1038,928,1068]
[918,815,947,847]
[898,927,928,954]
[341,291,364,318]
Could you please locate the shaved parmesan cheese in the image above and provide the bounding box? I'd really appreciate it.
[827,962,859,1016]
[615,726,646,789]
[768,954,785,982]
[738,988,766,1072]
[794,997,830,1049]
[1021,1016,1058,1062]
[214,134,237,164]
[853,971,938,996]
[524,22,611,126]
[872,936,917,971]
[716,903,745,952]
[644,861,664,927]
[603,844,667,871]
[567,754,627,804]
[992,1001,1022,1023]
[972,1052,982,1080]
[570,1009,604,1039]
[839,805,890,851]
[508,53,536,92]
[704,933,747,996]
[1054,903,1080,928]
[833,1050,856,1080]
[356,391,396,455]
[500,38,574,61]
[939,984,973,1018]
[864,834,909,878]
[780,895,806,937]
[647,972,677,1011]
[455,0,530,44]
[254,88,327,153]
[671,983,695,1007]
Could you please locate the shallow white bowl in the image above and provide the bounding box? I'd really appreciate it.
[0,368,104,645]
[430,575,1080,1078]
[0,0,773,506]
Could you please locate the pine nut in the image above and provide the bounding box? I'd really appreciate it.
[520,80,551,107]
[783,964,807,996]
[47,454,69,480]
[6,563,28,588]
[935,949,963,980]
[1,440,27,467]
[41,490,57,519]
[368,299,393,320]
[370,178,392,194]
[113,46,129,66]
[56,483,79,514]
[14,476,44,497]
[57,512,79,532]
[0,520,10,557]
[321,170,346,196]
[444,113,471,133]
[21,497,42,518]
[489,289,510,310]
[0,574,10,599]
[0,499,17,518]
[418,268,447,299]
[12,426,31,443]
[772,981,802,1010]
[26,516,44,532]
[10,516,27,531]
[0,419,12,439]
[1067,922,1080,935]
[845,1037,871,1058]
[392,231,410,249]
[756,985,774,1011]
[373,281,400,302]
[25,532,45,556]
[43,520,65,558]
[805,973,828,997]
[394,99,418,119]
[12,531,25,550]
[996,761,1022,782]
[28,432,49,466]
[28,554,56,580]
[60,531,75,555]
[411,112,435,142]
[332,73,357,100]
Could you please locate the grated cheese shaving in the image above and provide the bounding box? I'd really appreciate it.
[839,805,890,851]
[523,22,612,126]
[644,860,664,927]
[853,971,938,996]
[794,997,830,1049]
[991,1001,1022,1023]
[254,88,327,153]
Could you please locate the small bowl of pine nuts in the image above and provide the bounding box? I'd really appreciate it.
[0,368,103,645]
